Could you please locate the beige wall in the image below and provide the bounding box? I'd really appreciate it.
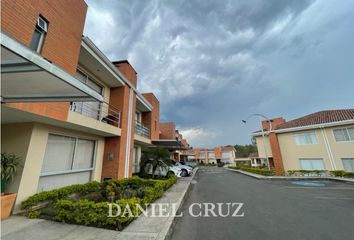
[1,122,105,212]
[324,124,354,170]
[273,124,354,171]
[255,135,273,158]
[277,129,331,170]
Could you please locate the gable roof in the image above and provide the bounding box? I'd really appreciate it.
[276,109,354,130]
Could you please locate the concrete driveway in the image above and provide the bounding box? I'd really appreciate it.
[171,167,354,240]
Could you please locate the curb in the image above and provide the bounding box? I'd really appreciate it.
[163,167,199,240]
[227,168,354,184]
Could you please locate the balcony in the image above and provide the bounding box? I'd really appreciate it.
[135,121,150,139]
[70,101,120,128]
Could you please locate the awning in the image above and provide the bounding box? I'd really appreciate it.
[1,32,104,103]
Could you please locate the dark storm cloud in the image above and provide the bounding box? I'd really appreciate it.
[84,0,354,147]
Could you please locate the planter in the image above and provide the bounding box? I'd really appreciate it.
[1,193,17,220]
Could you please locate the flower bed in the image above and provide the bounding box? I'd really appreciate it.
[228,166,275,176]
[22,176,177,230]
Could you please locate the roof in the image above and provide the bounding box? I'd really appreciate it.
[276,109,354,130]
[249,152,259,158]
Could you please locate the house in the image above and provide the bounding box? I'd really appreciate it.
[152,122,191,161]
[191,146,236,165]
[1,0,189,212]
[252,109,354,175]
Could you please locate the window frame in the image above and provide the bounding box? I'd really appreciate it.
[299,158,325,170]
[40,133,97,177]
[293,131,318,145]
[333,127,354,143]
[30,16,48,53]
[341,158,354,172]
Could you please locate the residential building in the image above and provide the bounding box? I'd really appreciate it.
[152,122,191,160]
[191,146,236,165]
[252,109,354,175]
[1,0,188,212]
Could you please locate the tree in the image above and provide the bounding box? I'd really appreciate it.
[139,146,172,178]
[234,144,257,158]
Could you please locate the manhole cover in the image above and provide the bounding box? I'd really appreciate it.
[291,181,325,187]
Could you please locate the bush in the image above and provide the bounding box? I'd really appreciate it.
[53,198,142,230]
[22,176,177,230]
[330,170,354,179]
[22,181,101,210]
[228,166,275,176]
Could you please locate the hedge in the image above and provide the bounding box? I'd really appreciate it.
[329,170,354,179]
[228,166,275,176]
[22,176,177,230]
[287,170,326,177]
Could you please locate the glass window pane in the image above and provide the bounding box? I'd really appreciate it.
[342,158,354,172]
[208,152,215,159]
[30,29,42,51]
[333,129,349,142]
[72,139,95,170]
[347,128,354,141]
[300,159,325,170]
[87,78,102,94]
[76,70,87,83]
[41,134,75,173]
[37,171,91,192]
[222,152,231,159]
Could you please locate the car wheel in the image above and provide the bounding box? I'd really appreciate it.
[167,171,175,178]
[181,169,188,177]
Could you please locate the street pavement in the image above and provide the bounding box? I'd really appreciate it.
[170,167,354,240]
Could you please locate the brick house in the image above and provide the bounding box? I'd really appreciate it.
[1,0,189,212]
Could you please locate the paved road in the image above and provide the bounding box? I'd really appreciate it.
[170,167,354,240]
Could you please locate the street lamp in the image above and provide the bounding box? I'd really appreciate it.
[242,113,272,170]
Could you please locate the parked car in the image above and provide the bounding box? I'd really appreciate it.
[172,160,193,177]
[144,159,182,178]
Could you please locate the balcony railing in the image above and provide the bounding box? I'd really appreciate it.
[135,121,150,138]
[70,101,120,128]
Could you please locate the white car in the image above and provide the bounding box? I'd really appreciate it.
[144,160,182,177]
[172,161,193,177]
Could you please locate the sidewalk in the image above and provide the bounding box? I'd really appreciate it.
[1,169,197,240]
[227,168,354,184]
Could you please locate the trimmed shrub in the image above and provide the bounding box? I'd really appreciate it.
[228,166,275,176]
[22,176,177,230]
[330,170,354,179]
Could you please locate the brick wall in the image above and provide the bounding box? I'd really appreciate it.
[159,122,176,139]
[2,0,88,121]
[113,61,137,88]
[269,132,285,175]
[261,117,286,131]
[142,93,160,140]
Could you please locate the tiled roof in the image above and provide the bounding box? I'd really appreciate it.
[276,109,354,130]
[249,152,258,158]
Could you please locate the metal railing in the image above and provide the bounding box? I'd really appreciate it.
[70,101,120,128]
[135,121,150,138]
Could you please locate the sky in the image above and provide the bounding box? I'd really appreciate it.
[84,0,354,148]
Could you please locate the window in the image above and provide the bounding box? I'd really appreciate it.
[30,16,48,52]
[71,69,103,120]
[222,152,231,159]
[299,159,325,170]
[135,111,142,123]
[333,127,354,142]
[38,134,95,192]
[132,147,140,173]
[199,152,206,160]
[208,152,215,159]
[342,158,354,172]
[293,132,318,145]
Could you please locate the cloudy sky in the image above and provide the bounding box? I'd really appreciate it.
[84,0,354,148]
